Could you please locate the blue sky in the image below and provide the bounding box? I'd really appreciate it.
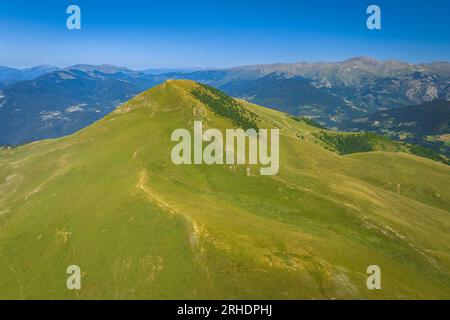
[0,0,449,69]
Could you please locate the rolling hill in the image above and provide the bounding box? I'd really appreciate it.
[0,80,449,299]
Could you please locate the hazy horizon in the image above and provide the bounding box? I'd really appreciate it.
[3,55,450,72]
[1,0,449,69]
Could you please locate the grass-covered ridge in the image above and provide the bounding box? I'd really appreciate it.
[290,116,326,129]
[408,144,450,165]
[0,80,449,299]
[312,131,402,155]
[191,83,259,130]
[312,130,450,165]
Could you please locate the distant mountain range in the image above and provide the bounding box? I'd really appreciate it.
[167,57,450,124]
[218,72,362,126]
[0,69,160,145]
[63,64,133,74]
[0,65,59,87]
[0,58,449,155]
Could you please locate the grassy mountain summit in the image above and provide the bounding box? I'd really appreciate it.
[0,80,449,299]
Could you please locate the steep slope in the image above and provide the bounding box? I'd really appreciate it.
[0,80,449,299]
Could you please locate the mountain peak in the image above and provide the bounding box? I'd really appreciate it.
[115,79,260,130]
[165,78,198,88]
[341,57,381,67]
[156,79,203,96]
[114,79,202,114]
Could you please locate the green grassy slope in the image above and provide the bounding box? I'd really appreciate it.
[0,80,449,299]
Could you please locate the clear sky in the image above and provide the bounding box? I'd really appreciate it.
[0,0,449,69]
